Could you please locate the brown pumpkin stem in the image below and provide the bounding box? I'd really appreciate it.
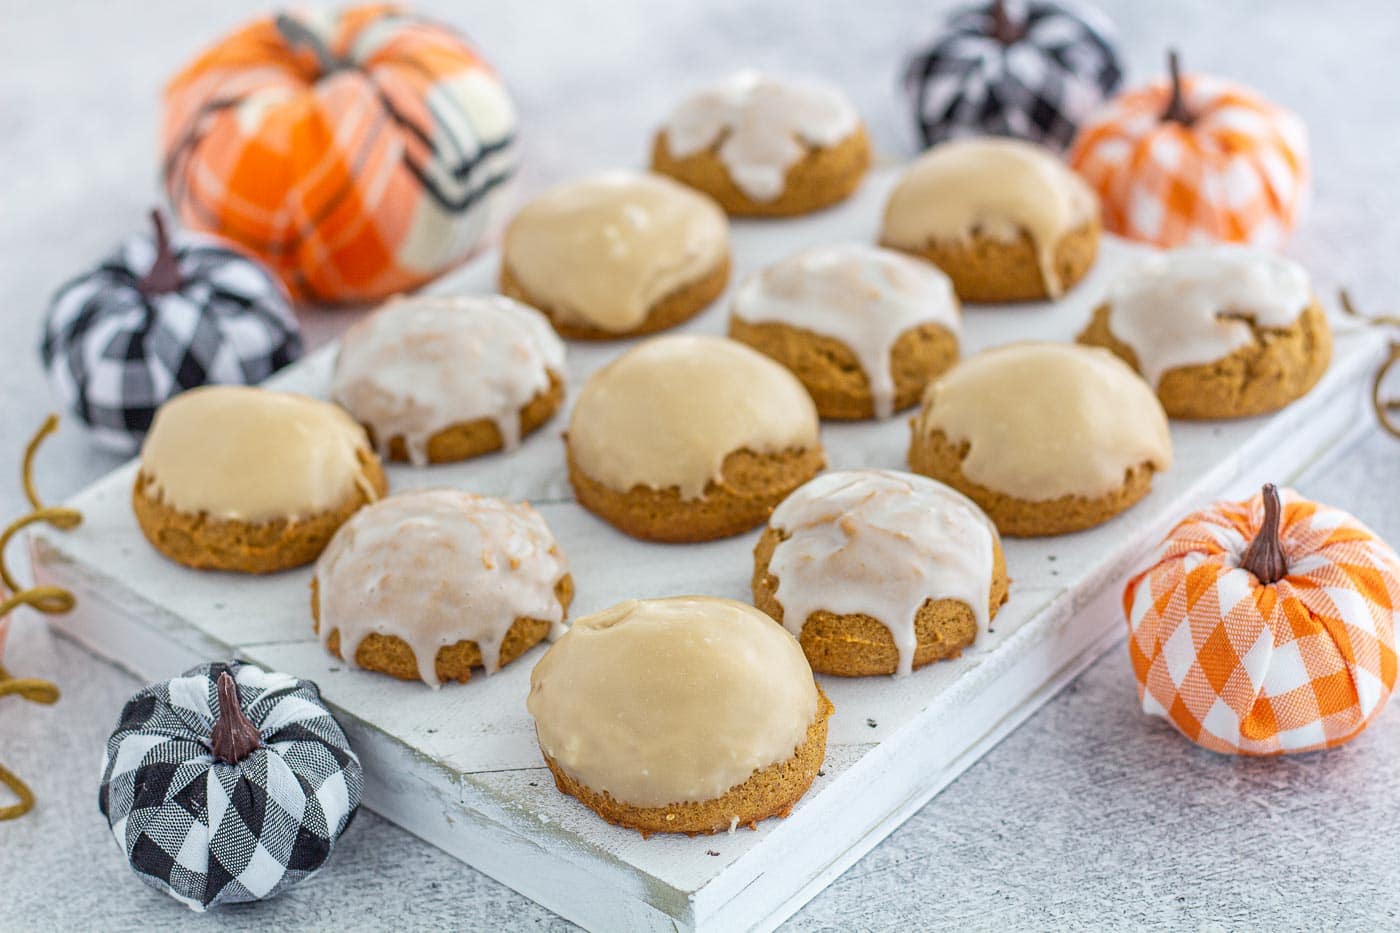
[1161,50,1194,125]
[989,0,1026,44]
[138,210,182,297]
[1374,342,1400,441]
[210,671,262,765]
[1241,484,1288,584]
[276,13,346,76]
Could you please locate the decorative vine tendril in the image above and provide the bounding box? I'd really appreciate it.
[0,415,82,821]
[1339,291,1400,441]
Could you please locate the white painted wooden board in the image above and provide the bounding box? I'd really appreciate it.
[29,166,1386,932]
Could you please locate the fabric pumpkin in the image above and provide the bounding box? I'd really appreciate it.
[903,0,1122,151]
[161,4,517,303]
[99,661,363,910]
[1069,52,1309,248]
[1124,485,1399,755]
[39,211,301,453]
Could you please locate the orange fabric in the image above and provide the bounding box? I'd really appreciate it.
[162,5,516,304]
[1069,74,1308,249]
[1123,488,1399,755]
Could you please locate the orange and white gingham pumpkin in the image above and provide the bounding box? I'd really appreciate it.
[1069,53,1308,249]
[161,5,517,304]
[1124,485,1399,755]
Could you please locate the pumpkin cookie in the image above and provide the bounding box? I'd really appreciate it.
[753,469,1008,677]
[313,489,572,688]
[1076,246,1332,419]
[908,343,1172,536]
[132,385,387,573]
[566,334,824,542]
[880,136,1100,302]
[332,294,566,465]
[729,243,960,419]
[650,71,871,217]
[527,596,833,837]
[500,171,729,339]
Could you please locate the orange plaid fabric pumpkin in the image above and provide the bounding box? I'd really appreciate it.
[1124,485,1399,755]
[1069,53,1308,249]
[161,5,517,303]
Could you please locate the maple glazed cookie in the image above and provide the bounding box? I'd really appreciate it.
[650,70,871,216]
[880,136,1100,302]
[332,294,566,465]
[312,489,571,687]
[908,343,1172,536]
[500,171,729,339]
[132,385,386,573]
[1076,245,1332,419]
[565,334,824,542]
[526,596,834,837]
[729,243,960,419]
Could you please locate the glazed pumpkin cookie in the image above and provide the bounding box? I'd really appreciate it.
[332,294,566,465]
[729,243,960,419]
[500,171,729,339]
[1076,245,1332,419]
[132,385,387,573]
[908,343,1173,536]
[527,596,833,837]
[651,70,871,217]
[566,335,824,542]
[880,136,1100,302]
[753,469,1008,677]
[313,489,571,687]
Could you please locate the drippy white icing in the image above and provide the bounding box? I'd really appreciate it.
[1103,245,1312,387]
[315,489,569,688]
[767,469,998,676]
[732,244,960,418]
[663,71,861,202]
[331,294,565,466]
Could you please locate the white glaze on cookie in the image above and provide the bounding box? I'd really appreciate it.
[1103,245,1312,387]
[912,342,1172,501]
[767,469,998,676]
[331,294,565,466]
[568,335,820,499]
[526,596,818,808]
[880,137,1098,297]
[315,489,568,688]
[732,244,960,418]
[663,71,861,202]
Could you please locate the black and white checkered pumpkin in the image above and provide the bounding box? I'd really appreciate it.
[99,661,362,911]
[40,211,303,453]
[903,0,1123,150]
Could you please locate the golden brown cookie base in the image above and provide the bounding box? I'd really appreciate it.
[370,371,565,464]
[541,689,834,838]
[1076,301,1333,420]
[310,574,574,684]
[751,528,1010,676]
[728,318,959,420]
[882,220,1099,303]
[566,446,825,542]
[131,451,388,574]
[907,429,1156,537]
[499,257,730,341]
[651,127,872,218]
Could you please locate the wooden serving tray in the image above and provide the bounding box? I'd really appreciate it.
[31,168,1385,931]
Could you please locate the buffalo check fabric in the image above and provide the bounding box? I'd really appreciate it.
[161,4,517,303]
[1124,489,1400,755]
[1069,74,1310,248]
[99,661,363,910]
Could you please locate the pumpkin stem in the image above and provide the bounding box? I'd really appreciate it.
[989,0,1026,44]
[210,671,262,765]
[138,210,182,297]
[1241,484,1288,585]
[1161,49,1194,125]
[276,14,347,77]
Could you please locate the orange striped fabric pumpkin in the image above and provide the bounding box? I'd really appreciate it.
[1124,485,1399,755]
[161,5,517,303]
[1069,54,1308,249]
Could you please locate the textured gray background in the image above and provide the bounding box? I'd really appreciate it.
[3,0,1400,930]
